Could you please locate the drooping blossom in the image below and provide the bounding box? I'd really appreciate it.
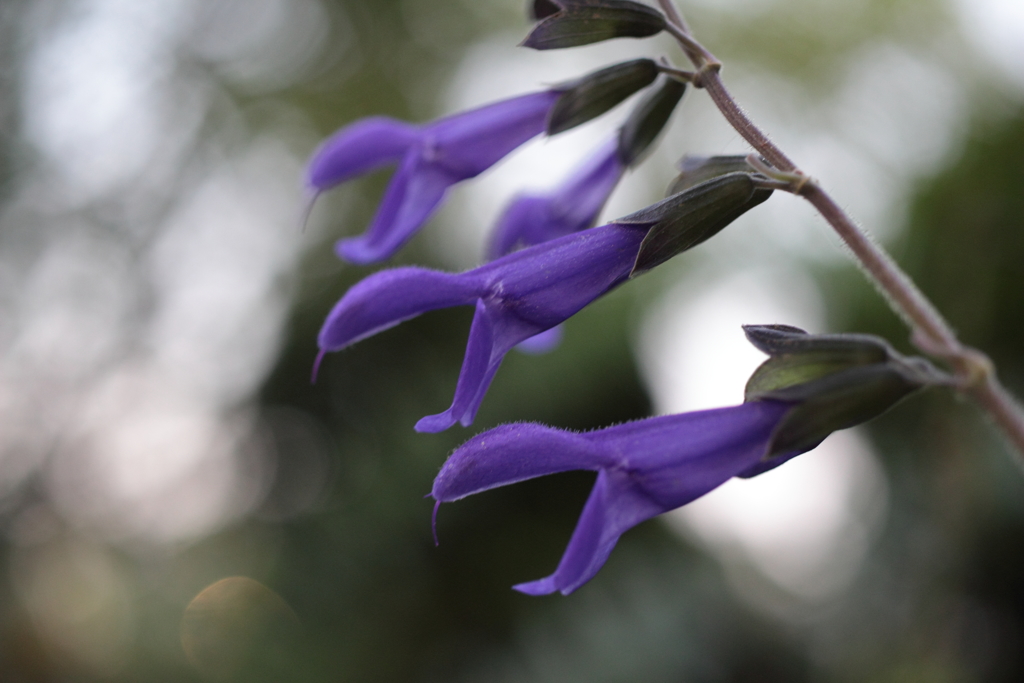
[306,90,562,265]
[487,137,624,355]
[431,400,798,595]
[316,223,649,432]
[487,70,688,261]
[316,172,777,431]
[484,73,684,353]
[430,323,940,595]
[486,137,625,260]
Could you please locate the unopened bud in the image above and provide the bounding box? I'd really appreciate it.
[743,325,944,458]
[668,155,766,195]
[621,173,772,276]
[522,0,667,51]
[548,59,659,135]
[618,76,686,166]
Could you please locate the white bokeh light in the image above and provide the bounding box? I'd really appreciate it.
[185,0,332,92]
[639,267,825,413]
[38,139,305,543]
[46,366,264,542]
[23,0,187,203]
[4,0,314,543]
[954,0,1024,91]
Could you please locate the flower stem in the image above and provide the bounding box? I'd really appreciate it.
[655,62,696,83]
[656,0,711,67]
[657,0,691,34]
[699,75,797,172]
[657,0,1024,464]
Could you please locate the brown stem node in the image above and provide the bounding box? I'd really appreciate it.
[691,61,722,89]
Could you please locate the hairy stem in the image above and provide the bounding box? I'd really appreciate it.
[656,0,708,67]
[699,75,797,173]
[658,1,1024,463]
[657,0,691,34]
[800,184,957,346]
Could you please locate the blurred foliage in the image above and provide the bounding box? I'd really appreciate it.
[819,109,1024,682]
[0,0,26,204]
[687,0,961,90]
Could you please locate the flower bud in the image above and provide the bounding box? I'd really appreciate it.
[667,155,764,195]
[743,325,944,458]
[617,76,686,166]
[547,59,659,135]
[530,0,562,20]
[522,0,667,50]
[620,172,772,276]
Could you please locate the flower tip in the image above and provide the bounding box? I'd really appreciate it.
[512,577,558,596]
[414,411,459,434]
[515,326,563,354]
[335,236,387,265]
[299,189,321,233]
[431,499,441,546]
[310,349,327,384]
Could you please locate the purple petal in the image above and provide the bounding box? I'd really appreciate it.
[324,92,558,265]
[320,222,648,429]
[431,401,797,594]
[428,90,561,177]
[487,139,625,259]
[513,470,663,595]
[734,444,807,478]
[307,117,420,190]
[416,225,646,428]
[487,195,551,260]
[520,403,791,594]
[415,299,550,433]
[477,223,646,327]
[590,400,791,508]
[545,138,624,232]
[336,156,460,264]
[432,422,616,502]
[415,301,505,433]
[317,267,483,351]
[515,325,564,354]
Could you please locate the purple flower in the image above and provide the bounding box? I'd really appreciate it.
[307,90,562,265]
[316,222,649,432]
[487,137,625,355]
[431,400,800,595]
[486,138,625,260]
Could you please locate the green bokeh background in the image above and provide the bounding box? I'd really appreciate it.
[1,0,1024,681]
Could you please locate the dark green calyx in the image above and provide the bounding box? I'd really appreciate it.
[744,324,892,393]
[548,59,659,135]
[742,325,945,458]
[621,172,772,277]
[530,0,562,20]
[618,76,686,167]
[667,155,768,195]
[522,0,666,51]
